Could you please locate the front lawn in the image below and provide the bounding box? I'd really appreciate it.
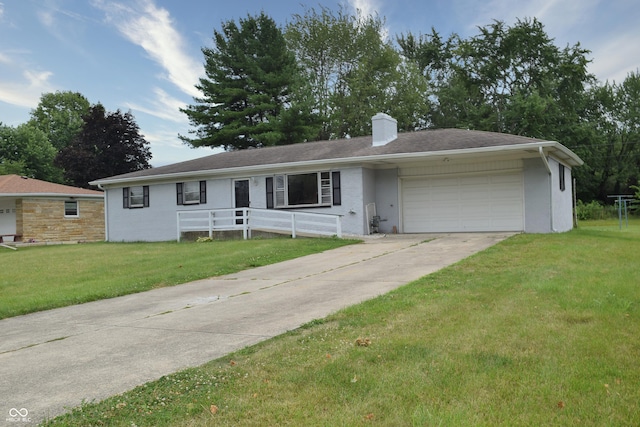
[43,220,640,426]
[0,237,357,320]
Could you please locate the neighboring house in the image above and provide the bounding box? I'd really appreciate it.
[0,175,105,243]
[91,114,583,242]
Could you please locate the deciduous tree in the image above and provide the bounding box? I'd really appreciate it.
[0,123,61,182]
[29,91,91,151]
[55,104,151,188]
[286,6,429,139]
[572,72,640,201]
[399,19,593,138]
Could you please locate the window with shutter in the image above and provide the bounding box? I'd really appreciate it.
[271,171,340,208]
[124,186,149,208]
[177,181,206,204]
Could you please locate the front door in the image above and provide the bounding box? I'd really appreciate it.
[234,179,250,224]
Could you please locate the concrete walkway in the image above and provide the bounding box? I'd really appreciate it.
[0,232,512,424]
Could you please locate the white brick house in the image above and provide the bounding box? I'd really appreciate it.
[91,114,583,242]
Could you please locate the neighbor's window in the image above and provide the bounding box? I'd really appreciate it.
[559,164,566,191]
[176,181,207,205]
[64,200,78,217]
[267,171,341,208]
[123,186,149,208]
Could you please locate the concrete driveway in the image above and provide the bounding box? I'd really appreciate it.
[0,232,512,424]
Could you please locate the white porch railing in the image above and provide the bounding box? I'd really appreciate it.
[177,208,342,241]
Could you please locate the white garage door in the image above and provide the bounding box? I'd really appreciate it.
[402,172,524,232]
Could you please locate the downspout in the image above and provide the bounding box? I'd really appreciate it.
[539,147,556,232]
[97,183,109,241]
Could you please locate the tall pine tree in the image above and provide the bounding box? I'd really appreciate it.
[180,13,316,150]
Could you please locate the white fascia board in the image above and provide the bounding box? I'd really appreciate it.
[91,141,583,187]
[541,141,584,167]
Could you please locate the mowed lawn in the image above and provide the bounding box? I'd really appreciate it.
[0,237,357,320]
[43,220,640,426]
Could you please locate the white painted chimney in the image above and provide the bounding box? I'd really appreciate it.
[372,113,397,146]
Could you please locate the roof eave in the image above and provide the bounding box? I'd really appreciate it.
[91,141,583,187]
[541,141,584,167]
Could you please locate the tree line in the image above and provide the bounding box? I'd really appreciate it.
[0,93,151,188]
[180,8,640,203]
[2,7,639,201]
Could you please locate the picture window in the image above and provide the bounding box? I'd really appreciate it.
[270,171,340,208]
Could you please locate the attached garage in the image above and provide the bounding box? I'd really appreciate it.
[401,171,524,233]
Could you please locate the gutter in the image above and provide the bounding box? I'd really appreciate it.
[539,146,556,232]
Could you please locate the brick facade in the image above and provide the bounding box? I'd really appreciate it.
[17,198,105,243]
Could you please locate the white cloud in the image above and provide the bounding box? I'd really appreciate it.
[0,68,55,108]
[451,0,599,43]
[93,0,203,98]
[37,9,55,28]
[590,32,640,84]
[143,127,219,166]
[347,0,389,39]
[448,0,639,82]
[462,0,594,29]
[125,87,188,123]
[348,0,381,18]
[0,2,57,109]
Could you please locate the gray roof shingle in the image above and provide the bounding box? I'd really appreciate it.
[94,129,551,183]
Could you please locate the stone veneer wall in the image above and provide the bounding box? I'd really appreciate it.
[18,198,105,242]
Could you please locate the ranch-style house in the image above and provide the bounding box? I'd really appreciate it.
[90,113,583,241]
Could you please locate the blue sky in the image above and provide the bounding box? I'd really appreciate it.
[1,0,638,166]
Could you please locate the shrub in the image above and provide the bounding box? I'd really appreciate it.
[576,200,617,220]
[631,186,640,214]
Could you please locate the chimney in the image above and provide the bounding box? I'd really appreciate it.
[372,113,397,146]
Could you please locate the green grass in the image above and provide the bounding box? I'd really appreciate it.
[43,220,640,426]
[0,237,357,319]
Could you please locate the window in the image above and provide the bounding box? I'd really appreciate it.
[123,186,149,208]
[64,200,78,217]
[177,181,207,205]
[266,171,341,208]
[559,164,566,191]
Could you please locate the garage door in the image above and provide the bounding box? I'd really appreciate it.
[402,172,524,232]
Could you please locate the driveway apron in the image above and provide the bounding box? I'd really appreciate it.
[0,232,512,424]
